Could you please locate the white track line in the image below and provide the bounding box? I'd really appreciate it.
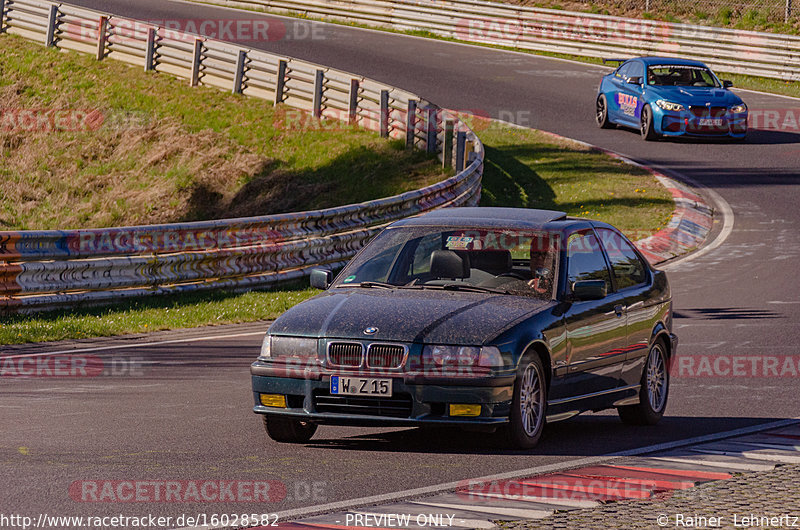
[690,448,800,464]
[462,491,598,509]
[729,441,800,452]
[0,331,264,360]
[649,456,775,472]
[410,500,552,519]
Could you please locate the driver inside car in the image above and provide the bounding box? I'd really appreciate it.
[528,233,555,296]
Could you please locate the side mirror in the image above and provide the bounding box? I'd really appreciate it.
[722,80,733,88]
[310,268,333,290]
[627,76,642,85]
[571,280,607,301]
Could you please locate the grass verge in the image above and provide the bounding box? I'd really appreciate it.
[0,287,316,345]
[477,123,673,240]
[1,122,673,345]
[0,33,448,230]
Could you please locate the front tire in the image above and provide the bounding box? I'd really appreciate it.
[506,354,547,449]
[263,415,317,443]
[618,340,669,425]
[596,94,614,129]
[640,104,658,141]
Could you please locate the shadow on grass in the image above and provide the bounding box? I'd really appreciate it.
[479,142,673,212]
[182,141,445,222]
[479,144,558,209]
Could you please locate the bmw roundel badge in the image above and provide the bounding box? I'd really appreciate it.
[363,326,378,335]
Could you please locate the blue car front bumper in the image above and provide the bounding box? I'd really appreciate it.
[656,109,748,138]
[251,362,515,427]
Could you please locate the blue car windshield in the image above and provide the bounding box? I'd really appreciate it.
[332,226,560,299]
[647,65,720,87]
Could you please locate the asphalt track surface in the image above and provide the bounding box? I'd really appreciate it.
[2,0,800,522]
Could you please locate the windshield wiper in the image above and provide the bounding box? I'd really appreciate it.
[413,283,507,294]
[443,284,507,294]
[347,281,397,289]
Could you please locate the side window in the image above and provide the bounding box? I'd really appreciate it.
[566,232,611,292]
[615,62,632,80]
[597,228,648,289]
[410,232,443,276]
[629,61,644,81]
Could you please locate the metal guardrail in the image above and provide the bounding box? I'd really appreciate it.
[198,0,800,81]
[0,0,484,314]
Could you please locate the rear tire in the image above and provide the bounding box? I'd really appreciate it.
[596,94,614,129]
[640,104,658,141]
[618,339,669,425]
[506,354,547,449]
[263,415,317,443]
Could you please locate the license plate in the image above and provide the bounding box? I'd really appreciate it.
[698,118,723,126]
[330,376,392,397]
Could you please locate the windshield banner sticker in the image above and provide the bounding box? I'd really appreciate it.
[445,236,475,249]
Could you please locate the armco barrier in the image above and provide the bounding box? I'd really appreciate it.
[0,0,483,314]
[196,0,800,81]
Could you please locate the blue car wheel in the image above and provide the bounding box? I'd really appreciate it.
[596,94,614,129]
[640,104,658,141]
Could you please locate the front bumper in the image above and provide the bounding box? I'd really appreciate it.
[250,361,514,427]
[657,111,748,138]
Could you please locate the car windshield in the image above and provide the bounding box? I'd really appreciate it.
[331,225,560,299]
[647,65,720,87]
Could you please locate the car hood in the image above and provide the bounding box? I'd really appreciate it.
[269,288,551,345]
[646,86,743,107]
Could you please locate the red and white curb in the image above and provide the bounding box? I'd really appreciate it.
[635,175,713,265]
[265,422,800,529]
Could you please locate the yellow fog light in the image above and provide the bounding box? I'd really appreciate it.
[260,394,287,408]
[449,404,481,417]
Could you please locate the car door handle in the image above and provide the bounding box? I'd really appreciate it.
[614,304,625,317]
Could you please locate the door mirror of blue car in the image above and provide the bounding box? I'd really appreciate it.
[627,76,642,85]
[722,80,733,88]
[571,280,607,301]
[310,269,333,290]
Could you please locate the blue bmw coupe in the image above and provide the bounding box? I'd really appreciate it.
[596,57,748,140]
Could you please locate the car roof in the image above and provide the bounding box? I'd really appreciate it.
[390,207,570,229]
[637,56,709,68]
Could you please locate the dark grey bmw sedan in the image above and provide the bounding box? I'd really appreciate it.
[251,208,677,448]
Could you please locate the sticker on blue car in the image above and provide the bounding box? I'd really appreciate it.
[617,93,639,117]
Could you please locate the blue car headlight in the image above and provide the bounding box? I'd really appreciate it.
[259,335,318,361]
[655,99,685,112]
[730,103,747,114]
